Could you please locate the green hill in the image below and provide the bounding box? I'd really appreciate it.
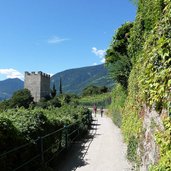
[0,64,114,100]
[0,78,24,100]
[51,64,114,94]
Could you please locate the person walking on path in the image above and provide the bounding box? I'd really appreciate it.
[100,106,104,117]
[93,104,97,117]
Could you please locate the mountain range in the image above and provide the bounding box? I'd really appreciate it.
[51,64,114,94]
[0,78,24,100]
[0,64,114,100]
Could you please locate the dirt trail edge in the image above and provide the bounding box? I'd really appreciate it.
[55,111,132,171]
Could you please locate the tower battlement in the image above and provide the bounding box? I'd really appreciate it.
[24,71,50,102]
[25,71,50,78]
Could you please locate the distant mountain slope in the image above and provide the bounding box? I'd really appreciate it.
[51,64,114,94]
[0,78,24,100]
[0,64,114,100]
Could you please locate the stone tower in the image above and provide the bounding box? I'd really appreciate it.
[24,71,50,102]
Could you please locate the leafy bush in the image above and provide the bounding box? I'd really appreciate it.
[127,135,138,162]
[0,100,11,112]
[109,84,127,128]
[0,104,92,170]
[0,118,24,152]
[149,117,171,171]
[79,92,111,108]
[0,106,91,147]
[82,85,109,96]
[10,89,34,108]
[105,22,133,88]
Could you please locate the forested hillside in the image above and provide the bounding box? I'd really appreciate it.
[0,78,24,100]
[51,64,114,94]
[105,0,171,170]
[0,64,113,101]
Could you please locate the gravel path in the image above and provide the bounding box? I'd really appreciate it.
[55,112,132,171]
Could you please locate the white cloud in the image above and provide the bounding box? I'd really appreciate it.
[101,58,105,63]
[92,47,106,63]
[92,47,106,58]
[48,36,68,44]
[0,68,24,80]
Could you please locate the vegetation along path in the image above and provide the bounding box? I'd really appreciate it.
[55,110,131,171]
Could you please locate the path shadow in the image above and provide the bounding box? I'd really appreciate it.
[52,119,100,171]
[90,123,101,127]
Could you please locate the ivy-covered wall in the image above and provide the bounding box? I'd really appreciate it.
[121,0,171,170]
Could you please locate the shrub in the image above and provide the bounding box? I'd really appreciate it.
[109,84,127,128]
[127,135,138,162]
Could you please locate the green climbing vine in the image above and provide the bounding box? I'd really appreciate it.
[139,3,171,108]
[149,117,171,171]
[106,0,171,168]
[122,0,171,168]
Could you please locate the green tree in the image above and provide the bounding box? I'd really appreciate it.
[49,96,61,108]
[0,100,11,112]
[51,83,57,98]
[105,22,133,89]
[59,76,63,94]
[10,89,33,108]
[58,94,71,106]
[82,85,108,96]
[99,86,108,93]
[82,85,99,96]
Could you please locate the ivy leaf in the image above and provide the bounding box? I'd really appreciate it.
[168,79,171,87]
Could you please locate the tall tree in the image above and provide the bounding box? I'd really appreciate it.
[105,22,133,89]
[59,76,63,94]
[10,89,33,108]
[51,83,57,98]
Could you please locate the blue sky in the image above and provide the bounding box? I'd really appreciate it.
[0,0,136,80]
